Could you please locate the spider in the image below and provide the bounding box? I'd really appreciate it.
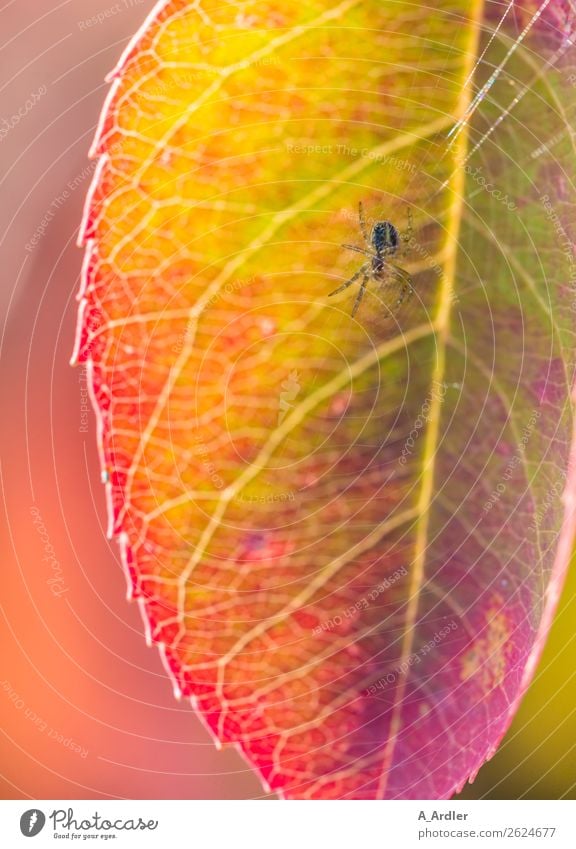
[329,202,415,317]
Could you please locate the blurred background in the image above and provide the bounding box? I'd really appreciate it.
[0,0,574,800]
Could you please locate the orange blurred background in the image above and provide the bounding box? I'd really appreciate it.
[0,0,574,800]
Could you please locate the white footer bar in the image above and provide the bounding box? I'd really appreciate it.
[1,799,574,848]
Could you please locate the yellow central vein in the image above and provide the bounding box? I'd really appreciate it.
[376,0,485,799]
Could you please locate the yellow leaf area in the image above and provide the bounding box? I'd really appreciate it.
[74,0,507,799]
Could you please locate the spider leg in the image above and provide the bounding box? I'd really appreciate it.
[388,262,415,308]
[342,243,374,258]
[402,207,414,244]
[395,280,411,309]
[352,272,369,317]
[400,206,414,255]
[329,264,369,297]
[388,261,413,287]
[358,201,370,244]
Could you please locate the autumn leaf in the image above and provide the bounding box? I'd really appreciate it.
[73,0,576,799]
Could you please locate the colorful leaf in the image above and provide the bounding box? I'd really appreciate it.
[73,0,576,798]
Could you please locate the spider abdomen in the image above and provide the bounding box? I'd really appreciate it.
[371,221,399,254]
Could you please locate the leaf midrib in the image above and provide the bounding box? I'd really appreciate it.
[375,0,486,799]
